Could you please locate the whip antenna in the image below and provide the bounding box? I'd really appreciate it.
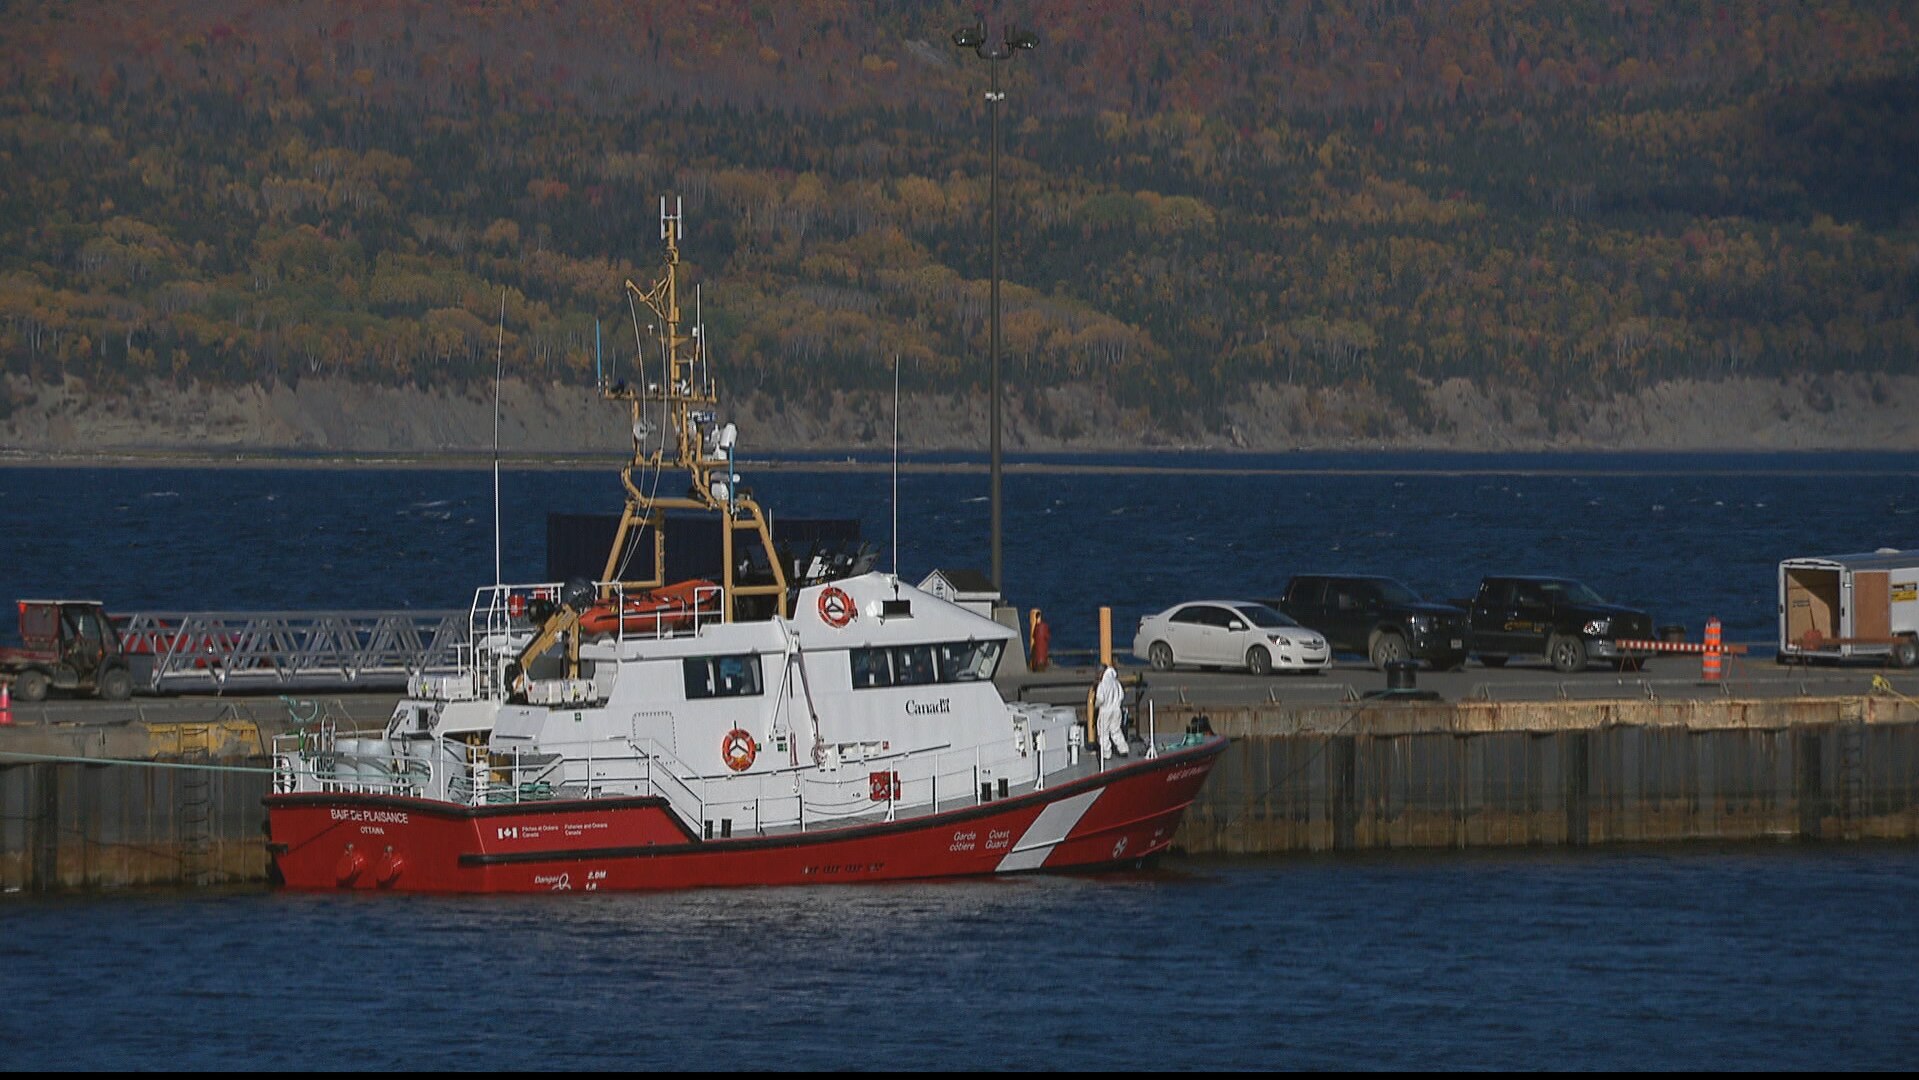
[892,353,901,577]
[493,287,506,588]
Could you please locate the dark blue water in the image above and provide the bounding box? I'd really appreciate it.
[4,454,1918,1068]
[2,847,1916,1069]
[2,453,1915,652]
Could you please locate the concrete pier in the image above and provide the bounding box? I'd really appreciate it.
[0,698,386,891]
[1169,695,1919,854]
[0,718,278,890]
[3,685,1918,892]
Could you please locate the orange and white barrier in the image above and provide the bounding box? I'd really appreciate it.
[1611,637,1750,656]
[1612,621,1745,682]
[1702,617,1724,681]
[0,681,11,726]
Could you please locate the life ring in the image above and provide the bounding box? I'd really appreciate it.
[722,728,758,772]
[818,586,855,628]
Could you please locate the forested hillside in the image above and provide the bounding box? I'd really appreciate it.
[2,0,1916,441]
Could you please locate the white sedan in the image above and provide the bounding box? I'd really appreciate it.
[1132,601,1332,675]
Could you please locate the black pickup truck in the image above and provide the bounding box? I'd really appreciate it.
[1269,574,1470,670]
[1465,576,1654,673]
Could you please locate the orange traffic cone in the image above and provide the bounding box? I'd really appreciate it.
[1,681,12,726]
[1701,617,1723,682]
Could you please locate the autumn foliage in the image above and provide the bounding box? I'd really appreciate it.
[1,0,1916,428]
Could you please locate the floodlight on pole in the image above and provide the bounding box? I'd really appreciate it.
[952,20,1037,596]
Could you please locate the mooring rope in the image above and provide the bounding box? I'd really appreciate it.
[1871,674,1919,709]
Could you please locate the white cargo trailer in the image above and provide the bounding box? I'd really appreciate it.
[1777,550,1919,666]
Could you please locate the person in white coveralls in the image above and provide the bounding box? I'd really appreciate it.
[1094,664,1128,758]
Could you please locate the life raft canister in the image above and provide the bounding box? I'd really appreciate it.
[722,728,758,772]
[817,586,855,628]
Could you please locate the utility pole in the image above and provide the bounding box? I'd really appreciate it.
[953,21,1036,594]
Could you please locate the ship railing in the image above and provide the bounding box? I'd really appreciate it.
[267,727,567,805]
[685,585,724,638]
[266,724,1078,829]
[468,580,726,645]
[461,580,722,695]
[466,583,564,697]
[521,736,1044,837]
[602,585,725,645]
[419,644,488,700]
[276,732,1077,836]
[271,716,353,795]
[449,745,568,805]
[480,734,711,822]
[268,730,426,797]
[618,737,711,827]
[786,741,1061,831]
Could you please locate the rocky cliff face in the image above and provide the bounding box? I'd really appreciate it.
[2,373,1914,457]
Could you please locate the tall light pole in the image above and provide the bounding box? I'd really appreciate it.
[952,21,1035,594]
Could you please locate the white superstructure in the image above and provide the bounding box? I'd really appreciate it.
[278,573,1110,838]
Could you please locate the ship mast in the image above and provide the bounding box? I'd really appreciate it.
[599,198,788,622]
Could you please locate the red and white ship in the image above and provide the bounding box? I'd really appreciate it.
[264,201,1225,893]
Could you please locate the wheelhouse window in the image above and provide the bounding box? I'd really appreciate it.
[937,640,1003,682]
[893,644,937,686]
[851,647,893,689]
[850,641,1006,689]
[683,654,764,700]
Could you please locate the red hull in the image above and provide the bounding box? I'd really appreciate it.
[267,737,1226,893]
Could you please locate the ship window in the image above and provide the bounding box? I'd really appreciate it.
[893,644,937,686]
[937,640,1003,682]
[683,654,764,700]
[850,647,891,688]
[853,642,1007,689]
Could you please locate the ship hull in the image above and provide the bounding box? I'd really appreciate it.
[266,737,1225,893]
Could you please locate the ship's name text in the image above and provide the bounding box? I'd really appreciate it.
[331,808,410,825]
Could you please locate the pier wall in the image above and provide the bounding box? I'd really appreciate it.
[0,721,273,891]
[0,760,270,890]
[1169,696,1919,854]
[4,695,1918,891]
